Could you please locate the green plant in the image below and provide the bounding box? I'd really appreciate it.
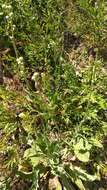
[67,0,107,47]
[0,0,107,190]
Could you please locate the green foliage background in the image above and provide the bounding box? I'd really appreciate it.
[0,0,107,189]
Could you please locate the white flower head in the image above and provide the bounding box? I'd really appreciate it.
[16,57,24,64]
[95,2,98,7]
[7,5,12,9]
[19,112,26,118]
[41,72,45,78]
[5,15,9,19]
[27,139,33,145]
[2,4,6,8]
[76,70,80,76]
[2,4,12,10]
[19,57,23,61]
[9,36,13,40]
[32,72,39,81]
[12,24,16,30]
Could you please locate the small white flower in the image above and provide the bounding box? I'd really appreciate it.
[16,59,19,63]
[7,5,12,9]
[2,4,6,8]
[27,139,33,145]
[20,70,24,75]
[48,44,50,48]
[9,36,13,40]
[50,40,55,46]
[12,24,16,30]
[95,2,98,8]
[41,72,45,78]
[5,15,9,19]
[16,57,24,65]
[32,72,39,81]
[19,57,23,62]
[16,57,23,62]
[9,12,13,17]
[19,112,26,118]
[76,71,80,76]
